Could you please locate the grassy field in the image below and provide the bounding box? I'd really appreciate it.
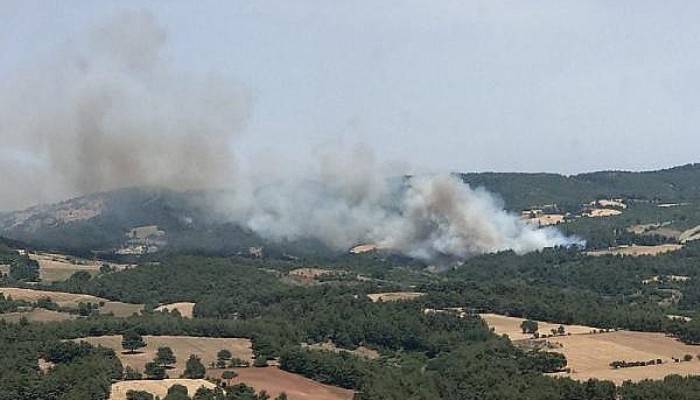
[222,366,354,400]
[0,287,142,317]
[549,330,700,384]
[367,292,425,302]
[76,335,253,378]
[28,252,130,283]
[110,379,215,400]
[302,341,380,360]
[154,302,196,318]
[0,308,75,323]
[480,313,599,340]
[586,244,684,257]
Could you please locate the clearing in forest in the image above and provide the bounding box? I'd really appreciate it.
[586,244,683,257]
[0,308,75,323]
[110,379,215,400]
[221,366,354,400]
[0,287,143,317]
[154,302,196,318]
[548,330,700,384]
[76,335,253,378]
[28,252,130,282]
[302,341,380,360]
[479,313,598,341]
[367,292,425,302]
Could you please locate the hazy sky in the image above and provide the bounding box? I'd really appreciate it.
[2,0,699,178]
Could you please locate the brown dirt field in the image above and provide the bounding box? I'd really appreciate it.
[480,313,598,340]
[76,335,253,378]
[586,244,684,257]
[224,367,354,400]
[302,341,380,360]
[155,302,196,318]
[110,379,215,400]
[0,287,142,316]
[367,292,425,302]
[0,308,75,323]
[548,330,700,384]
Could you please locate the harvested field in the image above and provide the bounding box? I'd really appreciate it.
[349,244,378,254]
[0,308,75,323]
[523,214,565,226]
[110,379,215,400]
[0,287,142,317]
[29,252,130,282]
[586,244,683,257]
[302,341,380,360]
[585,208,622,217]
[367,292,425,302]
[76,335,253,378]
[480,313,598,340]
[680,225,700,243]
[0,264,9,275]
[224,366,354,400]
[155,302,196,318]
[548,330,700,384]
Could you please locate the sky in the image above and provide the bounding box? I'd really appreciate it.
[1,1,700,198]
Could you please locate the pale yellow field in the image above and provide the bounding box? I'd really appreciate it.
[0,308,75,323]
[110,379,215,400]
[155,302,196,318]
[0,287,143,317]
[479,313,598,340]
[367,292,425,302]
[586,209,623,217]
[76,335,254,378]
[586,244,683,257]
[29,252,130,283]
[548,331,700,384]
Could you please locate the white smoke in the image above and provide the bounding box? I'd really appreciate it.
[216,148,582,260]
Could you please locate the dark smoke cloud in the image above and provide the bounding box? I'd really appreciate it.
[0,10,248,210]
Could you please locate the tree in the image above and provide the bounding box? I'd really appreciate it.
[163,384,189,400]
[122,331,146,354]
[275,394,288,400]
[222,370,237,385]
[253,357,268,368]
[520,319,538,334]
[557,325,566,336]
[216,349,232,368]
[183,354,206,379]
[126,391,154,400]
[124,366,143,380]
[144,361,166,380]
[155,346,177,368]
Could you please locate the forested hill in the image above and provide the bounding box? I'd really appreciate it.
[460,163,700,211]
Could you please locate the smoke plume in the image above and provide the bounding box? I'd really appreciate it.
[0,11,581,261]
[0,10,248,210]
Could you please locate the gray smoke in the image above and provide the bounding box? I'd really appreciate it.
[1,10,581,261]
[0,10,248,210]
[219,149,581,261]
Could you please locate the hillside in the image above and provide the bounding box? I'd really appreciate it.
[3,164,700,257]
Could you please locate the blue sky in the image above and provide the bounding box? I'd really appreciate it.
[2,0,700,179]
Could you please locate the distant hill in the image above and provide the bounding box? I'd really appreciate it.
[459,163,700,211]
[2,163,699,256]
